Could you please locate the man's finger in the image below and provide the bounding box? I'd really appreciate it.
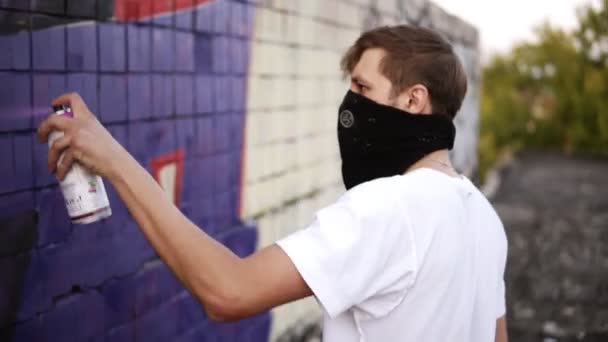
[37,114,72,143]
[48,135,72,172]
[56,149,75,181]
[51,92,89,115]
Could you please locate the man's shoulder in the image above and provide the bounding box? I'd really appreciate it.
[345,169,441,199]
[338,174,425,215]
[344,175,407,200]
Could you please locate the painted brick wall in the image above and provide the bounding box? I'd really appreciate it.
[0,0,479,341]
[0,1,270,341]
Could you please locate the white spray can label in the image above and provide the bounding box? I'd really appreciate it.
[47,105,112,224]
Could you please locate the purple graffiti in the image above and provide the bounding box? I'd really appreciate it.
[0,1,266,341]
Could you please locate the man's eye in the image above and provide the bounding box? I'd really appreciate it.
[358,83,368,91]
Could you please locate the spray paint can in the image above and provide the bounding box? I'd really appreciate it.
[48,105,112,224]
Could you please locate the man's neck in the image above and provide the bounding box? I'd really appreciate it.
[407,149,460,178]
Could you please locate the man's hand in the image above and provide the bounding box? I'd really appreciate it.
[37,92,313,321]
[37,93,129,181]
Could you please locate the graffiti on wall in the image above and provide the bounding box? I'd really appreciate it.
[0,0,270,341]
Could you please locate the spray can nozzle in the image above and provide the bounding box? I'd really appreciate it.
[52,105,73,117]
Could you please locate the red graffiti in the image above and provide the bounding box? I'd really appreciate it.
[114,0,214,21]
[150,149,185,206]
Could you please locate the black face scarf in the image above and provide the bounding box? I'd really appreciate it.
[338,90,456,190]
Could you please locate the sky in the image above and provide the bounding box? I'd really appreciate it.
[431,0,594,60]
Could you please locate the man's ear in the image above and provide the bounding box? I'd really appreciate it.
[397,84,432,114]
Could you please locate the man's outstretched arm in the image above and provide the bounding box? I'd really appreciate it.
[37,93,312,322]
[110,152,313,321]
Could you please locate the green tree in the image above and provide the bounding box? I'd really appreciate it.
[479,0,608,179]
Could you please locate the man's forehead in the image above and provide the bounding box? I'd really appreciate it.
[354,49,384,71]
[351,48,388,83]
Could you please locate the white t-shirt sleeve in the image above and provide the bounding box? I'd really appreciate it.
[496,220,508,319]
[276,180,418,319]
[496,278,506,318]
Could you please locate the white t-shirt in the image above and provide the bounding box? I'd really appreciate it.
[277,168,507,342]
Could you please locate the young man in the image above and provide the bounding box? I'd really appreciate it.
[38,25,508,341]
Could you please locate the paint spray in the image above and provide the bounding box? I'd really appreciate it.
[48,105,112,224]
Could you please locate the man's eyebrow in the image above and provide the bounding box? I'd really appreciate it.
[351,75,372,86]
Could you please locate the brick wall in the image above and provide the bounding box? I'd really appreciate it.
[0,0,479,341]
[0,1,267,341]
